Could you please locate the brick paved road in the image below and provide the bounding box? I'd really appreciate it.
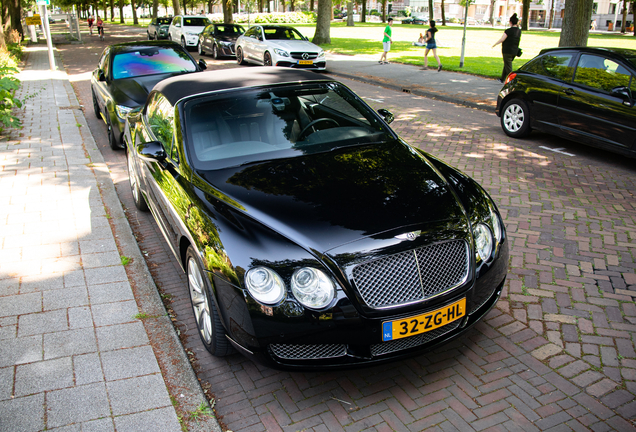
[59,26,636,431]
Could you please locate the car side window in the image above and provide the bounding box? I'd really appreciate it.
[574,54,631,92]
[146,93,175,153]
[524,53,574,82]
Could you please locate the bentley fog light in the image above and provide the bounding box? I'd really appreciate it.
[474,223,493,262]
[291,268,334,309]
[245,267,285,305]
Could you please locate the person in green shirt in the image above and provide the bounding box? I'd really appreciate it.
[379,18,393,64]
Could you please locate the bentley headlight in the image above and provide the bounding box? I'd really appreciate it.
[474,223,493,262]
[490,207,502,243]
[274,48,290,57]
[245,267,285,305]
[116,105,133,119]
[291,268,334,309]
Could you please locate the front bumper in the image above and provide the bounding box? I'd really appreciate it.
[212,239,508,370]
[276,60,327,71]
[184,34,199,46]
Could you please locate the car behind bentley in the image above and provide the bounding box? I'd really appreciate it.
[124,68,508,369]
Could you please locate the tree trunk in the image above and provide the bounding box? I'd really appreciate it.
[489,0,495,25]
[110,0,114,21]
[153,0,158,19]
[620,0,627,32]
[310,0,314,11]
[131,0,138,25]
[558,0,593,46]
[521,0,529,30]
[361,0,366,22]
[441,0,446,24]
[119,0,124,23]
[346,1,354,25]
[381,0,386,22]
[172,0,181,16]
[0,10,5,49]
[428,0,433,21]
[222,0,233,23]
[290,0,295,11]
[312,0,331,44]
[8,0,23,38]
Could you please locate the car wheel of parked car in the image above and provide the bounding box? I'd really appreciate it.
[92,89,101,119]
[197,41,205,55]
[126,147,149,212]
[147,31,152,40]
[237,47,247,65]
[501,99,531,138]
[186,246,233,356]
[181,37,187,50]
[154,32,158,40]
[105,113,119,150]
[264,51,272,66]
[212,44,219,60]
[167,35,172,41]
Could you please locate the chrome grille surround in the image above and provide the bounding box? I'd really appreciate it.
[269,344,346,360]
[371,320,461,357]
[352,240,470,309]
[290,52,319,60]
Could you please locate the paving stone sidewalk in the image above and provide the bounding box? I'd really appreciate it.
[0,46,217,432]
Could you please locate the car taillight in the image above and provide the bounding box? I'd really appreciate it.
[504,73,516,85]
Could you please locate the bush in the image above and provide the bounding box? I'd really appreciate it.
[234,12,316,24]
[0,43,22,134]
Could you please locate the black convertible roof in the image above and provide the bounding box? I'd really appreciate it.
[154,67,331,105]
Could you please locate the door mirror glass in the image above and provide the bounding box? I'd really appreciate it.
[377,108,394,124]
[137,141,166,161]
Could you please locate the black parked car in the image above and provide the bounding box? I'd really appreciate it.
[197,23,245,59]
[91,41,206,150]
[402,16,428,25]
[124,68,508,369]
[496,46,636,158]
[147,16,173,40]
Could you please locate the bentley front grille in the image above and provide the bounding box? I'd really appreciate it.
[269,344,346,360]
[371,320,461,357]
[352,240,470,309]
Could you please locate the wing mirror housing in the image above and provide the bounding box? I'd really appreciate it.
[98,69,106,82]
[137,141,166,162]
[198,59,207,70]
[611,86,633,106]
[377,108,394,124]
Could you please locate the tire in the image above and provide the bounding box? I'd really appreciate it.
[181,37,187,50]
[236,47,247,65]
[168,35,172,41]
[197,41,205,56]
[147,31,152,40]
[186,246,233,357]
[105,113,119,150]
[92,89,100,119]
[501,99,531,138]
[212,44,219,60]
[264,51,272,66]
[126,146,149,212]
[154,32,158,40]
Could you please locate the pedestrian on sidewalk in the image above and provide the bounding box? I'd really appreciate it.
[422,20,442,71]
[96,16,104,40]
[492,13,521,83]
[379,18,393,65]
[88,15,94,35]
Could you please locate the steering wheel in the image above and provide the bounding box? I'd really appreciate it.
[297,118,339,141]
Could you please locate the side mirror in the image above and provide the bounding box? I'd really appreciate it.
[98,69,106,82]
[611,86,633,106]
[137,141,166,162]
[198,59,207,70]
[377,108,394,124]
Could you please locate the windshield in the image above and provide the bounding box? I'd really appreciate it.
[184,82,394,170]
[263,27,305,41]
[184,17,210,26]
[217,25,245,35]
[157,17,172,25]
[112,47,197,79]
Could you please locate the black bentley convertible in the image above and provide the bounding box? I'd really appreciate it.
[124,68,508,369]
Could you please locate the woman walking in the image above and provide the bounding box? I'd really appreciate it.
[423,20,442,71]
[492,13,521,82]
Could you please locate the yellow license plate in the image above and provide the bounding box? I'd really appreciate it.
[298,60,313,65]
[382,298,466,342]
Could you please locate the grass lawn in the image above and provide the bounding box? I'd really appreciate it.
[109,18,636,78]
[294,22,636,78]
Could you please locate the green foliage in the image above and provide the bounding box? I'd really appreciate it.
[245,12,316,24]
[0,65,22,133]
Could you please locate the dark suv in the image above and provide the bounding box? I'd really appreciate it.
[495,47,636,158]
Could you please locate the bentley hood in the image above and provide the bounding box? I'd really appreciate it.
[200,141,469,253]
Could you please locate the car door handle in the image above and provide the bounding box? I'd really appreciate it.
[563,88,576,96]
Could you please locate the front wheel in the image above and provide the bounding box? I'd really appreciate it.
[236,47,247,65]
[212,44,219,60]
[147,31,152,40]
[92,89,100,119]
[186,247,233,356]
[106,113,119,150]
[168,35,172,41]
[197,41,205,55]
[181,37,187,50]
[501,99,531,138]
[264,51,272,66]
